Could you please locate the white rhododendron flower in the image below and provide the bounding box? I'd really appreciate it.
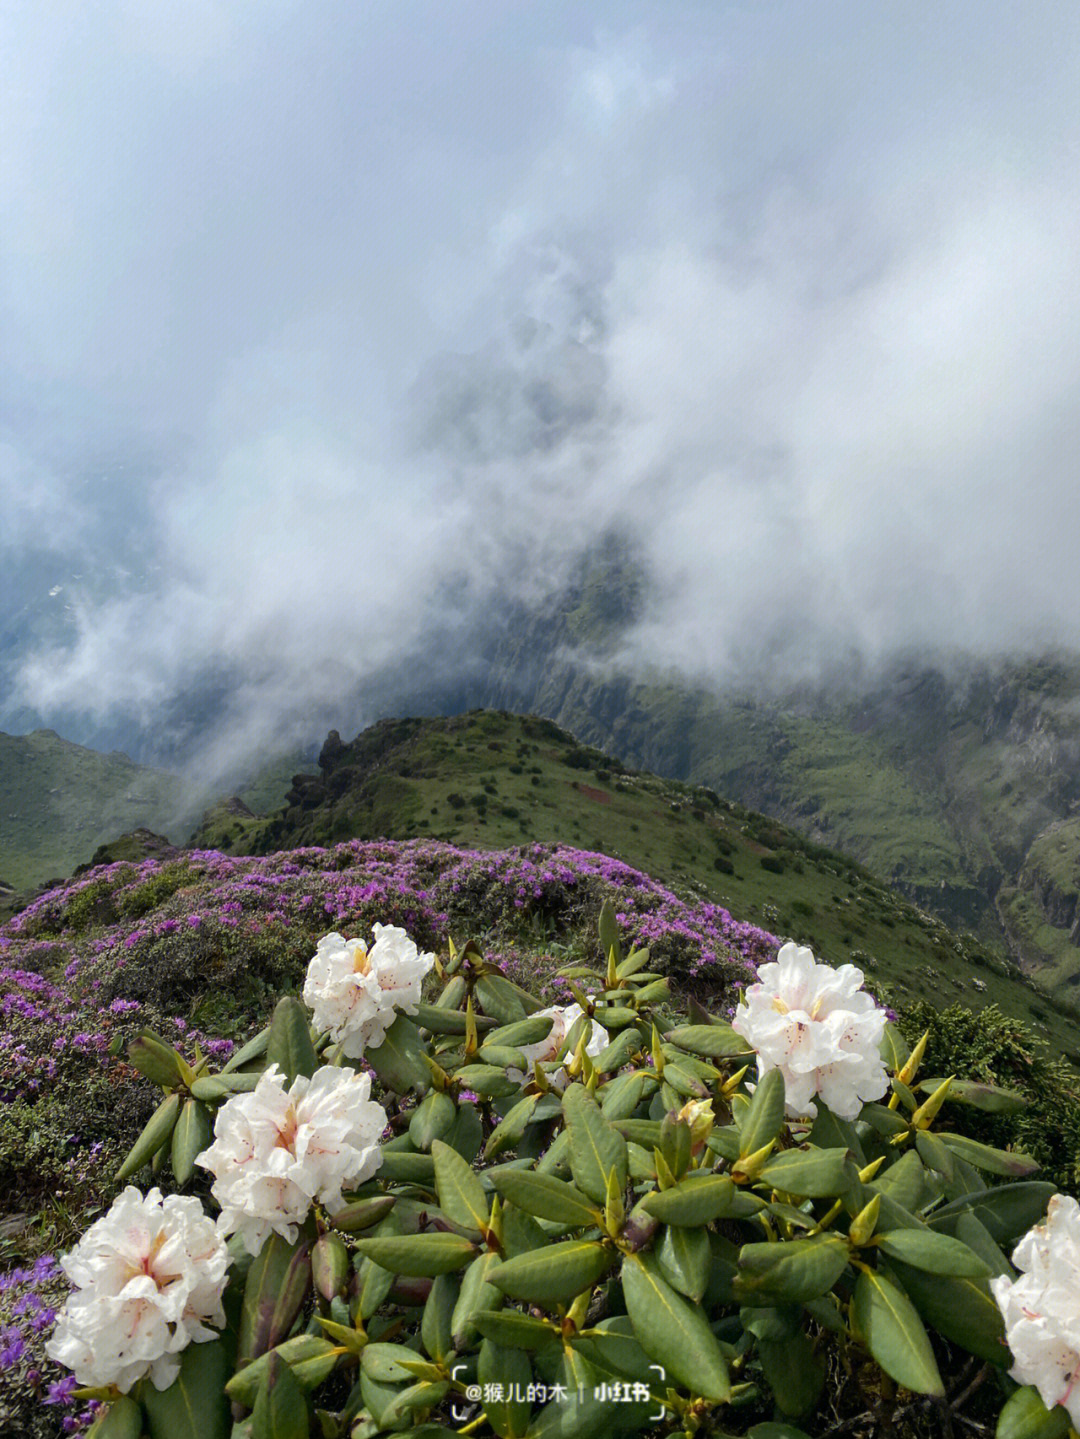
[302,925,436,1056]
[197,1063,387,1255]
[45,1186,229,1393]
[991,1194,1080,1424]
[507,1002,606,1087]
[731,942,888,1120]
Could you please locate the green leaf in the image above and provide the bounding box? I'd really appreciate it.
[597,1071,649,1119]
[248,1350,309,1439]
[361,1342,425,1382]
[807,1106,866,1165]
[563,1082,629,1203]
[852,1268,944,1396]
[758,1331,824,1419]
[916,1078,1028,1114]
[489,1240,613,1306]
[656,1222,710,1301]
[189,1072,262,1102]
[568,1315,654,1382]
[641,1173,736,1226]
[312,1231,351,1301]
[443,1099,484,1163]
[142,1337,230,1439]
[664,1024,754,1059]
[410,1091,458,1151]
[928,1183,1055,1248]
[874,1228,991,1278]
[115,1091,182,1181]
[406,1000,495,1035]
[266,996,317,1085]
[880,1022,911,1072]
[220,1026,270,1074]
[379,1143,436,1185]
[432,1139,489,1233]
[621,1251,730,1401]
[486,1014,556,1049]
[352,1233,477,1276]
[490,1169,601,1227]
[735,1235,850,1304]
[237,1232,313,1365]
[475,973,528,1025]
[599,897,623,969]
[327,1194,397,1233]
[871,1149,928,1213]
[366,1011,431,1094]
[485,1093,543,1158]
[128,1029,192,1088]
[171,1098,212,1186]
[757,1147,857,1198]
[451,1064,521,1098]
[593,1028,643,1074]
[226,1336,340,1406]
[478,1044,530,1070]
[422,1272,458,1365]
[355,1254,396,1321]
[452,1251,505,1348]
[935,1132,1040,1177]
[748,1424,815,1439]
[888,1261,1009,1365]
[738,1067,786,1157]
[996,1384,1072,1439]
[479,1339,532,1439]
[473,1311,561,1350]
[86,1397,143,1439]
[616,944,651,980]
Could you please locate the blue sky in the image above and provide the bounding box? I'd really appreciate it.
[3,2,1079,770]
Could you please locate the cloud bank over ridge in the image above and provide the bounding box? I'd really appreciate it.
[3,2,1080,774]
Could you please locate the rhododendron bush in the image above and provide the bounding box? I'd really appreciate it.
[16,896,1078,1437]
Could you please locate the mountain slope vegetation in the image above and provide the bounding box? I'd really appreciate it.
[188,708,1080,1065]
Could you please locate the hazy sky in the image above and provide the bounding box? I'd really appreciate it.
[4,2,1080,769]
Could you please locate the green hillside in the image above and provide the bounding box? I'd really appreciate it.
[0,730,199,893]
[188,708,1080,1065]
[478,546,1080,993]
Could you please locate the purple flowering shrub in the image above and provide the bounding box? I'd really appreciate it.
[0,838,778,1436]
[0,1259,97,1437]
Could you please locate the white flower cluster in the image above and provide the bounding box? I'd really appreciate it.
[44,1187,229,1393]
[302,924,436,1057]
[991,1194,1080,1425]
[731,942,889,1120]
[197,1063,388,1255]
[507,1002,607,1088]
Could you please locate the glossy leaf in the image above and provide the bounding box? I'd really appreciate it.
[889,1261,1009,1365]
[852,1268,944,1396]
[473,1311,560,1350]
[452,1251,505,1348]
[757,1146,857,1198]
[220,1026,270,1074]
[758,1331,824,1419]
[171,1098,212,1186]
[488,1239,612,1306]
[410,1091,458,1152]
[656,1222,710,1301]
[996,1384,1072,1439]
[327,1194,396,1234]
[142,1336,230,1439]
[664,1023,754,1058]
[563,1083,628,1203]
[266,996,317,1085]
[238,1231,312,1365]
[935,1132,1040,1177]
[189,1072,262,1101]
[312,1231,350,1300]
[87,1397,143,1439]
[485,1093,543,1158]
[641,1172,736,1226]
[916,1077,1028,1114]
[929,1183,1055,1248]
[490,1169,600,1227]
[874,1228,991,1278]
[115,1091,182,1181]
[432,1139,489,1233]
[248,1350,309,1439]
[735,1235,850,1304]
[421,1272,458,1366]
[353,1233,477,1276]
[225,1336,339,1406]
[128,1029,192,1089]
[738,1067,786,1158]
[479,1339,531,1439]
[365,1011,431,1094]
[621,1251,730,1401]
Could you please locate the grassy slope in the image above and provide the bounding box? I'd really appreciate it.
[188,708,1080,1065]
[0,730,198,892]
